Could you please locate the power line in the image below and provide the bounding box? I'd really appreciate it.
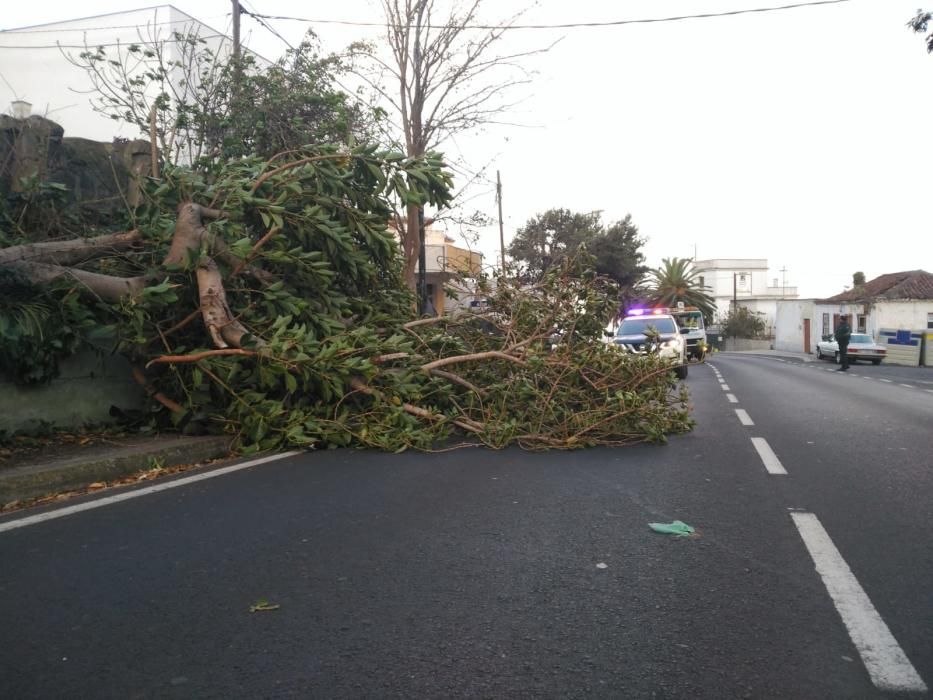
[245,0,852,31]
[240,3,297,52]
[0,0,854,49]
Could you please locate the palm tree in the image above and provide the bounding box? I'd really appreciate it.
[642,257,716,321]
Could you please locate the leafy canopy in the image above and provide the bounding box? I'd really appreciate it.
[642,257,716,322]
[507,209,647,290]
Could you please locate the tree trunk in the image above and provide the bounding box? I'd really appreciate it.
[196,258,250,348]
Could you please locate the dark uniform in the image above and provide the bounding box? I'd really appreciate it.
[834,317,852,371]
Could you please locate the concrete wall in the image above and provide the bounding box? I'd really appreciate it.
[0,351,146,433]
[774,299,816,353]
[723,338,773,352]
[879,329,923,367]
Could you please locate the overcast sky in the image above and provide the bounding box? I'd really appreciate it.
[3,0,932,298]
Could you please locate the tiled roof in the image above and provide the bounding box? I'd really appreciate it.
[821,270,933,302]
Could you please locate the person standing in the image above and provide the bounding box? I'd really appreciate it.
[835,315,852,371]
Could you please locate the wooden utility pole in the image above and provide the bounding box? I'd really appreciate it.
[232,1,241,63]
[496,170,506,276]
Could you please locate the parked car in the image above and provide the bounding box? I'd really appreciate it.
[815,333,887,365]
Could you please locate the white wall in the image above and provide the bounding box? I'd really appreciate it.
[1,7,236,141]
[873,300,933,331]
[774,299,816,353]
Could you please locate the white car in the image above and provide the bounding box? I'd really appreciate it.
[612,309,688,379]
[816,333,887,365]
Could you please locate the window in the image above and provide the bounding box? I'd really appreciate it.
[857,314,867,333]
[822,313,830,336]
[698,275,705,289]
[619,318,677,334]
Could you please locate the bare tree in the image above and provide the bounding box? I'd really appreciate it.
[354,0,552,290]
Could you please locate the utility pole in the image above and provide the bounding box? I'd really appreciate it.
[232,1,241,63]
[231,0,242,94]
[496,170,506,276]
[780,265,788,299]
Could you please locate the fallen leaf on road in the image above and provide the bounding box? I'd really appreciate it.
[87,482,106,490]
[249,599,280,613]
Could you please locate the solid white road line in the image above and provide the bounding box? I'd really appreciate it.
[735,409,754,426]
[0,451,303,535]
[721,384,731,391]
[791,512,928,693]
[726,393,738,403]
[750,437,787,475]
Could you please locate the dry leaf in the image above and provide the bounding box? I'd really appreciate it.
[249,599,280,613]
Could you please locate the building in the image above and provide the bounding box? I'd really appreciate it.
[0,6,258,147]
[773,270,933,363]
[421,224,484,315]
[691,258,799,332]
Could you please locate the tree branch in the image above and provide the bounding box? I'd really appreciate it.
[146,348,258,367]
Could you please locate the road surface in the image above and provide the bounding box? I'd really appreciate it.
[1,353,930,698]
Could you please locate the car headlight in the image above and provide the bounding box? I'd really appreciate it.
[661,339,682,350]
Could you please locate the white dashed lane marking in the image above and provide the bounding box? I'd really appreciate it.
[750,437,787,475]
[735,409,754,426]
[899,384,914,389]
[879,379,893,383]
[726,394,738,404]
[721,384,730,391]
[791,512,928,693]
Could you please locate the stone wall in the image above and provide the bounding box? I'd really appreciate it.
[1,113,152,230]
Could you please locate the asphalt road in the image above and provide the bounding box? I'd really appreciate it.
[1,353,931,699]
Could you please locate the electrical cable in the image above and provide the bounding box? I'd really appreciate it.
[244,0,853,31]
[0,0,854,49]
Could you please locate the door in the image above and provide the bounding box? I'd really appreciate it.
[803,318,811,354]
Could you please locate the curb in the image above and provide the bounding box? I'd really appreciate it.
[0,435,234,505]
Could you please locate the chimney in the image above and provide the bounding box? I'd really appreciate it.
[10,100,32,119]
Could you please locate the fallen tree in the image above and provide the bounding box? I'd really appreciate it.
[1,147,692,451]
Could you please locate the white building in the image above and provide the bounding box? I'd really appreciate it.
[773,270,933,362]
[691,258,799,332]
[0,6,256,148]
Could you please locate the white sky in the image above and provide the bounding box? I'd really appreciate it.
[3,0,932,298]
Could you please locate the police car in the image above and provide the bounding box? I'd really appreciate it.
[611,308,688,379]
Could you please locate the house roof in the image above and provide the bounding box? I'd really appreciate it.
[821,270,933,302]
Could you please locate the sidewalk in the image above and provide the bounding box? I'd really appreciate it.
[0,433,234,508]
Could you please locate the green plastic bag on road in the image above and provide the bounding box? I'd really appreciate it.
[649,520,695,536]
